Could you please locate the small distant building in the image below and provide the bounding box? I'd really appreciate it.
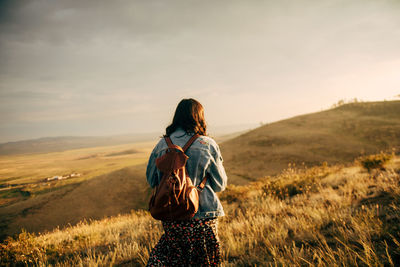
[45,173,80,181]
[47,175,64,181]
[47,176,58,181]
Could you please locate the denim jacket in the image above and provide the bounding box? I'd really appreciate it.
[146,128,228,219]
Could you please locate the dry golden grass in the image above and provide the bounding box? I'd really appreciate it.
[219,157,400,266]
[0,211,161,266]
[2,155,399,266]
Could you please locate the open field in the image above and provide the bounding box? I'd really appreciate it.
[221,101,400,183]
[0,141,154,205]
[0,141,154,185]
[0,164,151,241]
[0,141,157,240]
[2,155,399,266]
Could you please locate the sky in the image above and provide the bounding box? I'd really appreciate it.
[1,0,400,142]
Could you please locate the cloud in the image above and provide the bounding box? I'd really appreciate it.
[1,0,400,141]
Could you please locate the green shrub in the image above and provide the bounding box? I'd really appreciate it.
[358,153,392,172]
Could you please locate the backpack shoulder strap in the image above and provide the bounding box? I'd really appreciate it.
[182,134,200,152]
[164,136,174,148]
[164,136,184,152]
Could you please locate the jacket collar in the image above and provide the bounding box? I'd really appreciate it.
[171,128,193,138]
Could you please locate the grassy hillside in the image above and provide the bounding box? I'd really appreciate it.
[221,101,400,183]
[1,155,399,266]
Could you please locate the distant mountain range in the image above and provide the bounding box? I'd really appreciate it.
[0,123,258,156]
[0,133,160,155]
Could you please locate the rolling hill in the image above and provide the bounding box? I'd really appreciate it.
[220,100,400,183]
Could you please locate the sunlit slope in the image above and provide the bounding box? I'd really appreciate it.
[2,156,399,266]
[0,164,149,240]
[221,101,400,183]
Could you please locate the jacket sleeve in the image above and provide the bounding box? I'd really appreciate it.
[207,142,228,192]
[146,149,160,188]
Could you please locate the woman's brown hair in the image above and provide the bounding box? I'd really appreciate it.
[165,98,207,136]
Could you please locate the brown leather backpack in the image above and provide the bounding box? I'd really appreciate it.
[149,134,207,221]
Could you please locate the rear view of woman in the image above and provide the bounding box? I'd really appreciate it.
[146,98,228,266]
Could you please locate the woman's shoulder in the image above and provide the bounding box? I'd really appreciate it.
[197,135,218,147]
[194,135,220,154]
[151,136,167,154]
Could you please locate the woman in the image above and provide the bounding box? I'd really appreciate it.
[146,98,228,266]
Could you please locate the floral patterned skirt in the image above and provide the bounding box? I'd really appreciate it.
[146,218,221,266]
